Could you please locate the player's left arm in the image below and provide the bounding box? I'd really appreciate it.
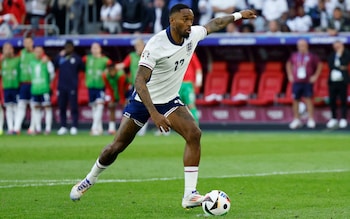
[134,65,171,131]
[204,10,256,35]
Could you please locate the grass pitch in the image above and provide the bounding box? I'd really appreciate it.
[0,131,349,219]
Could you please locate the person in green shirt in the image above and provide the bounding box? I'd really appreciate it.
[29,46,55,135]
[102,65,126,135]
[0,42,20,134]
[82,42,112,136]
[13,36,36,134]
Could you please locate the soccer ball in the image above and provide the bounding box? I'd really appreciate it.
[202,190,231,216]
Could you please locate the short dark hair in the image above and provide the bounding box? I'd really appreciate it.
[170,4,190,16]
[65,40,74,47]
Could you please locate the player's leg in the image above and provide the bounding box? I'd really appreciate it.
[289,83,303,129]
[182,83,199,123]
[69,89,79,135]
[304,83,315,128]
[57,90,68,135]
[94,90,105,135]
[31,96,42,134]
[43,93,52,134]
[14,85,28,133]
[70,116,141,201]
[338,84,347,128]
[167,106,203,208]
[107,102,116,134]
[4,89,16,133]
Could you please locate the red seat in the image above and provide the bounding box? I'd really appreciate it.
[276,82,293,105]
[196,72,229,106]
[209,61,228,75]
[50,71,59,106]
[313,73,328,107]
[237,62,255,72]
[222,72,257,106]
[264,62,284,73]
[247,72,284,106]
[78,72,89,106]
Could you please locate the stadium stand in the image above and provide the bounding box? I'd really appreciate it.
[276,82,293,105]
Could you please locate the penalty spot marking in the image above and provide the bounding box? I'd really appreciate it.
[0,169,348,189]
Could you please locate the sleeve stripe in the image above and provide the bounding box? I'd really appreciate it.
[139,62,154,70]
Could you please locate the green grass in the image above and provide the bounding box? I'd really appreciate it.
[0,131,349,219]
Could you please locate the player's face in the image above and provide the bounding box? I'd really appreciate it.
[2,43,13,57]
[65,44,74,55]
[91,43,102,56]
[24,38,34,50]
[34,47,44,59]
[297,40,308,53]
[172,9,194,39]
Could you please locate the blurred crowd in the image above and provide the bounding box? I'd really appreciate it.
[0,0,350,37]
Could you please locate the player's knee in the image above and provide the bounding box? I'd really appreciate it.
[186,126,201,143]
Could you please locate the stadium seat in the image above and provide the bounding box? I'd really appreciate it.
[313,73,329,107]
[221,72,257,106]
[236,62,255,73]
[78,72,89,106]
[263,61,284,73]
[209,61,228,75]
[247,72,284,106]
[276,82,293,105]
[196,72,229,106]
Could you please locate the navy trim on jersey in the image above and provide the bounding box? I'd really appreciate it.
[166,27,183,46]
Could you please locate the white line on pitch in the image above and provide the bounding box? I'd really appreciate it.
[0,169,348,189]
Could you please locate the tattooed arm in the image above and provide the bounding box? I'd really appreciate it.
[204,10,256,35]
[134,65,171,131]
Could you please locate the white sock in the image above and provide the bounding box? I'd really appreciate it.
[14,101,27,131]
[95,104,104,132]
[86,158,109,184]
[0,106,3,132]
[108,121,115,132]
[33,108,42,132]
[91,105,97,131]
[28,103,35,131]
[5,104,15,131]
[184,166,199,197]
[45,107,52,132]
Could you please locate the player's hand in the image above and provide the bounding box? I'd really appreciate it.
[151,112,172,133]
[240,10,257,19]
[309,75,318,83]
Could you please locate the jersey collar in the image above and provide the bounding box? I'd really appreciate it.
[166,26,184,46]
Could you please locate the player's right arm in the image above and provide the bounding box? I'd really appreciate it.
[204,10,256,35]
[134,65,171,132]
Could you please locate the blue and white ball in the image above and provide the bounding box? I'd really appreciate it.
[202,190,231,216]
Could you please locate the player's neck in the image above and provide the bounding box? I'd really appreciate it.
[170,28,184,45]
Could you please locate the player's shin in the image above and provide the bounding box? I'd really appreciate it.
[184,166,199,197]
[14,100,27,132]
[45,107,52,133]
[86,158,109,184]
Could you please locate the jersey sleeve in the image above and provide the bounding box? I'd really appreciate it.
[139,38,159,70]
[191,26,208,43]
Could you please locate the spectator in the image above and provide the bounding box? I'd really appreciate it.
[100,0,122,34]
[286,5,313,32]
[262,0,289,22]
[13,36,36,135]
[69,0,85,34]
[82,42,112,136]
[1,0,26,24]
[326,40,350,129]
[210,0,236,32]
[54,40,84,135]
[304,0,319,13]
[102,65,126,135]
[309,0,329,32]
[198,0,212,26]
[325,0,350,18]
[25,0,50,35]
[0,13,18,38]
[266,20,281,34]
[327,7,350,35]
[148,0,169,33]
[50,0,68,34]
[29,46,54,134]
[0,42,20,134]
[119,0,146,33]
[286,39,323,129]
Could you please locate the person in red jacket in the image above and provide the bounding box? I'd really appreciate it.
[1,0,26,24]
[102,64,126,134]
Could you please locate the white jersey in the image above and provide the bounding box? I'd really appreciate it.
[136,25,207,104]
